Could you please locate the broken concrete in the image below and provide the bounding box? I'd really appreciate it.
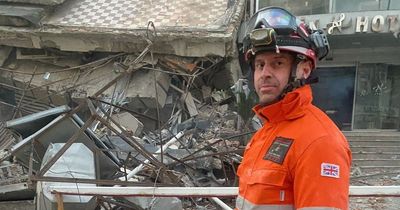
[0,151,32,202]
[0,0,66,5]
[111,111,144,137]
[124,197,183,210]
[0,200,34,210]
[0,5,46,27]
[182,92,198,117]
[126,69,171,109]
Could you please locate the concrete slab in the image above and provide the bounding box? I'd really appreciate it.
[45,0,232,31]
[0,183,34,201]
[111,111,144,136]
[0,0,246,57]
[183,92,198,117]
[126,70,170,109]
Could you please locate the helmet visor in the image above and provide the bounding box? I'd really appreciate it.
[249,7,298,33]
[261,8,292,27]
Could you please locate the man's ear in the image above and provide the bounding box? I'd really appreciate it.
[296,60,313,79]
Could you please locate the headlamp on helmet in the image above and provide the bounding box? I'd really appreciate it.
[246,28,279,60]
[250,28,277,47]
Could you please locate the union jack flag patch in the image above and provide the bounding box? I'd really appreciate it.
[321,163,340,178]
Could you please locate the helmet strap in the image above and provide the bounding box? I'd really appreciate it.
[279,55,319,99]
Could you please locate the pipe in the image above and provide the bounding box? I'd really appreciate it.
[211,197,233,210]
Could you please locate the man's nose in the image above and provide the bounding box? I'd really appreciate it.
[260,64,273,77]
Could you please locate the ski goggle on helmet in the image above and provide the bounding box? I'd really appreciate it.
[243,7,330,69]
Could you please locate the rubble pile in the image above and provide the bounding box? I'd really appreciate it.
[348,131,400,210]
[349,169,400,209]
[0,40,255,209]
[0,17,396,209]
[0,0,249,209]
[0,45,399,209]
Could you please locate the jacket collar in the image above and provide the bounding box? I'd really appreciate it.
[253,85,313,123]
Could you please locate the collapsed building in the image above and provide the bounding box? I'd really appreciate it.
[0,0,256,209]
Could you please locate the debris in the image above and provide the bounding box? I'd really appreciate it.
[391,174,400,180]
[170,84,202,104]
[201,85,212,102]
[183,92,199,117]
[126,69,171,109]
[0,46,12,66]
[111,111,144,137]
[351,167,363,177]
[121,131,185,181]
[123,197,183,210]
[161,56,198,74]
[7,107,119,177]
[0,0,250,209]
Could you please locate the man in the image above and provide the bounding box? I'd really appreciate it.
[235,7,352,210]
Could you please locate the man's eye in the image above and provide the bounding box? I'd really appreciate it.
[271,61,286,67]
[255,63,264,70]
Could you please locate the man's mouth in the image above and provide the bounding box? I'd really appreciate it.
[259,84,276,92]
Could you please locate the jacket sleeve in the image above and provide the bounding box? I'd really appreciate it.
[292,135,352,209]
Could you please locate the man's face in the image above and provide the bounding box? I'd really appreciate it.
[253,51,293,106]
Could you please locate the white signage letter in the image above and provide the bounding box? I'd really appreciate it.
[371,15,384,32]
[356,16,369,33]
[387,15,399,33]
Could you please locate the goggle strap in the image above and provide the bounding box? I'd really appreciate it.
[276,36,310,49]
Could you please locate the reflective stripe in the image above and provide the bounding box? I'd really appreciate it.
[279,190,285,201]
[298,208,340,210]
[236,195,294,210]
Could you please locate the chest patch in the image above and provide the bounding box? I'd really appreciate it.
[264,137,293,164]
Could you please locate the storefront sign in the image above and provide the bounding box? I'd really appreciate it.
[300,11,400,36]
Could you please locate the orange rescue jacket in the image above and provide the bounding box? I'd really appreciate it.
[236,85,352,210]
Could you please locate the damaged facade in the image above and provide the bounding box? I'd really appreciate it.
[0,0,252,209]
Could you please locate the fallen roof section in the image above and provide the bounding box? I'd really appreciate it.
[0,0,246,57]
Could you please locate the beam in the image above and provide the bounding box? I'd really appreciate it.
[49,186,400,198]
[50,186,238,198]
